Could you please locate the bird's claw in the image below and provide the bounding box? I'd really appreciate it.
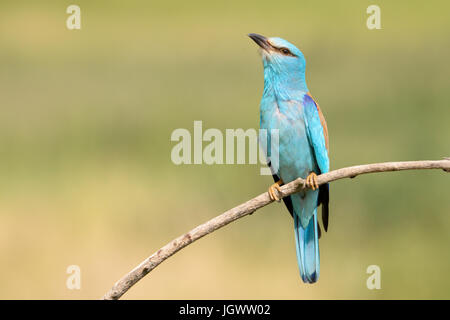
[268,180,283,202]
[305,172,319,190]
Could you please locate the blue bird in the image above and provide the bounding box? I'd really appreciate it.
[249,34,330,283]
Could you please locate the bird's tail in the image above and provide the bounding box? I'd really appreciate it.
[294,210,320,283]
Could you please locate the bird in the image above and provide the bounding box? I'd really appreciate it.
[249,33,330,283]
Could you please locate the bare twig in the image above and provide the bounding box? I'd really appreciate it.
[103,159,450,299]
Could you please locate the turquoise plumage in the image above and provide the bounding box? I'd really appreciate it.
[249,34,330,283]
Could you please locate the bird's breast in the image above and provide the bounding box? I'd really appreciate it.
[259,97,317,183]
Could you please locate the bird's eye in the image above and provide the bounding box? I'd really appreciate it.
[280,48,291,55]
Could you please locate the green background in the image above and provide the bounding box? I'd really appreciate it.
[0,0,449,299]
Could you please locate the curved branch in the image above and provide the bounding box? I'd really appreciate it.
[103,159,450,299]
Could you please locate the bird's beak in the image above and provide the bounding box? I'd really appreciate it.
[248,33,271,51]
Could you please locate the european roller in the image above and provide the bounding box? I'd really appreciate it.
[249,34,330,283]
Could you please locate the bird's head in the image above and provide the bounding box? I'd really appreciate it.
[248,33,308,94]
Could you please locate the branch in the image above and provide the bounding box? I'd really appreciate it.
[103,158,450,299]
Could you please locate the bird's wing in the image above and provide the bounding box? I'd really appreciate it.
[303,93,330,232]
[303,93,330,174]
[306,92,329,152]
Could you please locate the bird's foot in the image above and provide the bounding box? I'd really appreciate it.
[304,172,319,190]
[268,180,283,202]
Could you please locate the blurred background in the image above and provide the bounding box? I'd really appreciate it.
[0,0,449,299]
